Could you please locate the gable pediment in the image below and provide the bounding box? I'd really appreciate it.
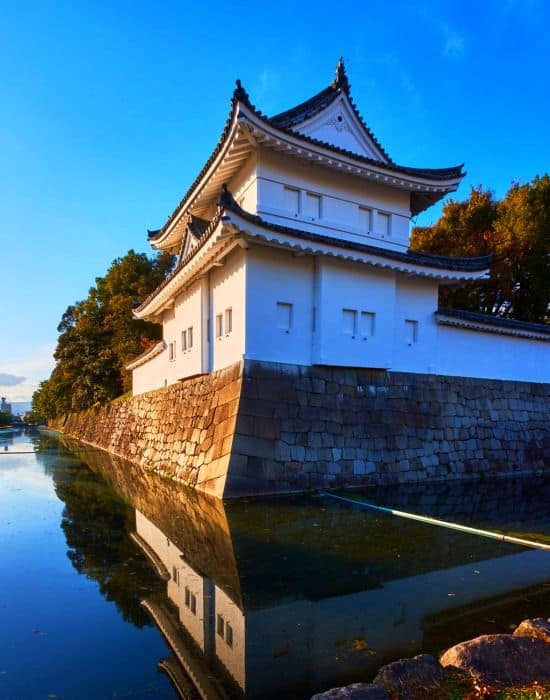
[292,95,389,162]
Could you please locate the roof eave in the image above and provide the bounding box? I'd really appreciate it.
[240,106,464,190]
[224,208,489,282]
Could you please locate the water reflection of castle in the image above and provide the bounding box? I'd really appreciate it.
[132,499,549,699]
[60,439,549,700]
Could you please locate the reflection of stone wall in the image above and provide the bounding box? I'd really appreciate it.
[51,360,550,498]
[59,436,242,602]
[366,478,550,526]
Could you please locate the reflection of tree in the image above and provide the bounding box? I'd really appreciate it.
[36,441,165,627]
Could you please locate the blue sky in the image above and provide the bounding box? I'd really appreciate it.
[1,0,549,401]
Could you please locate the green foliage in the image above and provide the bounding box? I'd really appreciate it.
[32,249,174,420]
[34,437,165,627]
[411,175,550,323]
[0,412,13,426]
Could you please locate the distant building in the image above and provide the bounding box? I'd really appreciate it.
[128,60,550,396]
[0,398,12,415]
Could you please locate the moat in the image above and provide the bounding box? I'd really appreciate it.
[1,429,549,699]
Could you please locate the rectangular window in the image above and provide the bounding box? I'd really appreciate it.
[283,186,300,214]
[225,622,234,648]
[181,330,187,352]
[184,587,197,614]
[360,311,376,337]
[358,206,372,232]
[342,309,357,336]
[303,192,321,219]
[405,319,418,344]
[172,566,179,584]
[187,326,193,349]
[377,211,391,237]
[224,308,233,334]
[216,314,223,338]
[217,614,225,638]
[168,341,175,361]
[276,302,293,332]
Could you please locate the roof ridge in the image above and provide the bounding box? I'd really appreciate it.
[148,67,464,246]
[269,58,393,163]
[136,189,489,316]
[437,308,550,334]
[221,191,490,272]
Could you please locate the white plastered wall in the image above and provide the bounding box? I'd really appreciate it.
[132,349,168,396]
[255,149,411,251]
[245,246,314,365]
[436,325,550,383]
[211,246,247,371]
[162,279,204,382]
[316,259,396,369]
[392,275,439,373]
[213,585,245,689]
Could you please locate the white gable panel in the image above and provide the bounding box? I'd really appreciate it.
[294,96,388,162]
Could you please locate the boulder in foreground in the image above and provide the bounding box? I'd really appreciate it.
[311,682,388,699]
[372,654,444,697]
[440,633,550,687]
[513,617,550,645]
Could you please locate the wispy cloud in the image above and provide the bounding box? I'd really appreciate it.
[377,52,426,118]
[254,68,282,104]
[0,373,26,387]
[441,22,467,59]
[417,7,467,60]
[0,345,55,402]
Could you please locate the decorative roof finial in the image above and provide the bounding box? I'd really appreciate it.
[220,183,235,209]
[234,78,250,104]
[333,57,350,93]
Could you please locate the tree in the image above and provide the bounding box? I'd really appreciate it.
[410,176,550,323]
[0,411,13,426]
[31,249,174,419]
[495,175,550,322]
[411,187,499,314]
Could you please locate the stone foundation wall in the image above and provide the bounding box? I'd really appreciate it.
[50,362,243,497]
[51,360,550,498]
[226,362,549,495]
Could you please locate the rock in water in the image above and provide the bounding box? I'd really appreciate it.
[513,618,550,644]
[311,683,388,699]
[440,634,550,686]
[372,654,444,696]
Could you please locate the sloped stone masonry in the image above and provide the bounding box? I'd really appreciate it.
[50,359,550,498]
[50,361,243,497]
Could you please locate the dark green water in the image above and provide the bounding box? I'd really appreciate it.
[0,430,549,699]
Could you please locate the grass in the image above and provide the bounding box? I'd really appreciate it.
[112,390,132,403]
[423,674,550,699]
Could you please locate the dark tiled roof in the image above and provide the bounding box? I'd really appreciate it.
[270,58,392,163]
[136,207,225,313]
[222,193,490,273]
[125,341,165,370]
[244,77,462,183]
[148,213,211,245]
[135,190,490,315]
[149,64,464,244]
[188,215,209,239]
[437,308,550,335]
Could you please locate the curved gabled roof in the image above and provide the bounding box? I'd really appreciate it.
[148,61,465,249]
[220,190,489,273]
[135,189,490,320]
[270,58,392,163]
